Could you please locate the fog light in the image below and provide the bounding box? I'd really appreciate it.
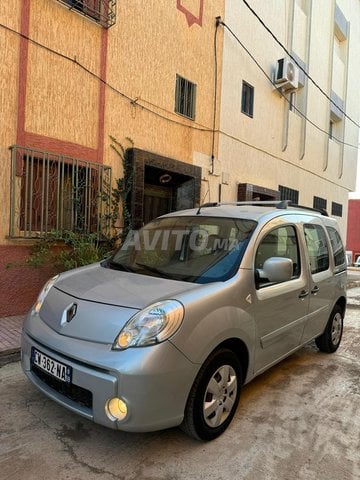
[105,397,128,421]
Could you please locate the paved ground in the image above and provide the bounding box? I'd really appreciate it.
[0,299,359,479]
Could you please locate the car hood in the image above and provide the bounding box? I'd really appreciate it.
[54,263,199,309]
[36,263,202,344]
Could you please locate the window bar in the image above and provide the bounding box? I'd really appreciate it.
[9,147,16,238]
[85,163,90,233]
[45,152,50,235]
[23,152,30,237]
[28,152,35,237]
[97,166,102,239]
[56,156,61,232]
[74,160,79,231]
[40,152,45,236]
[59,157,65,231]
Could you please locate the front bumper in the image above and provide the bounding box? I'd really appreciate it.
[21,313,199,432]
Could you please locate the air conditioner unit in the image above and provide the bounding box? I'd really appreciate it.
[275,57,299,90]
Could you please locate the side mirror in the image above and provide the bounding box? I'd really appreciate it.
[258,257,293,283]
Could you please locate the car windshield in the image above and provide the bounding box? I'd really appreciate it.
[107,216,256,283]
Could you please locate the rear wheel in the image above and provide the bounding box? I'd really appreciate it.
[181,349,242,441]
[315,305,344,353]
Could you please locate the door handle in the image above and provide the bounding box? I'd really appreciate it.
[311,286,320,295]
[298,289,309,298]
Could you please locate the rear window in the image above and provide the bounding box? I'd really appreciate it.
[304,224,329,274]
[326,226,346,271]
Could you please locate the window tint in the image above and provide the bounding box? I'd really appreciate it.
[304,224,329,274]
[255,226,300,286]
[326,226,346,269]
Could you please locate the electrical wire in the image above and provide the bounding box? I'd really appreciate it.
[219,20,359,150]
[1,16,359,156]
[210,17,221,174]
[241,0,360,131]
[0,22,213,133]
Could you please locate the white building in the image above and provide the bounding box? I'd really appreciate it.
[196,0,360,236]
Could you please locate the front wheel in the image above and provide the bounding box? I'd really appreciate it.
[181,349,242,441]
[315,305,344,353]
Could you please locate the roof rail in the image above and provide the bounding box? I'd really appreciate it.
[195,200,328,216]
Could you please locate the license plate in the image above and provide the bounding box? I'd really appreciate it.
[31,348,72,384]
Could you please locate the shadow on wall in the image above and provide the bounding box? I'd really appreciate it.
[0,246,58,317]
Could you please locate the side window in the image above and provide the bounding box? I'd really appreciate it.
[304,224,330,274]
[326,226,346,270]
[255,226,300,287]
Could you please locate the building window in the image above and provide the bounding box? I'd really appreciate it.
[331,202,343,217]
[10,146,112,239]
[241,81,254,117]
[175,75,197,120]
[313,196,327,212]
[58,0,117,28]
[279,185,299,204]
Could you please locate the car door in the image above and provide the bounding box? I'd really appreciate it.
[300,222,336,341]
[252,223,309,373]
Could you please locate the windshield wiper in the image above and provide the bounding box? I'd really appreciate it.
[134,262,174,279]
[106,259,135,273]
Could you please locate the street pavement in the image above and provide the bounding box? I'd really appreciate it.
[0,288,359,479]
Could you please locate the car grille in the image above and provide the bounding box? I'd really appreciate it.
[31,364,93,409]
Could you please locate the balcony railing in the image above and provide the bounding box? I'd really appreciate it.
[10,146,112,239]
[57,0,116,28]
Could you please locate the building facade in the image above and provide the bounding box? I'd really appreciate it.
[197,0,359,237]
[0,0,224,315]
[1,0,359,316]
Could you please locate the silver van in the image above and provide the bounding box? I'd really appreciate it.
[21,201,347,440]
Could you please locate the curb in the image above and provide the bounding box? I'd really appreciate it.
[0,351,21,367]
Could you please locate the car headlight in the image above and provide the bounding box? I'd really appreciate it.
[32,275,60,315]
[112,300,184,350]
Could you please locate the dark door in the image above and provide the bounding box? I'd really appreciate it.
[143,185,172,225]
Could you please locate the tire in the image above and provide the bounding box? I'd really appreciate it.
[315,305,344,353]
[181,348,242,441]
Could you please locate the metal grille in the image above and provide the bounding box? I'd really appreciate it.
[313,196,327,211]
[10,146,112,239]
[331,202,343,217]
[57,0,116,28]
[175,74,197,120]
[279,185,299,204]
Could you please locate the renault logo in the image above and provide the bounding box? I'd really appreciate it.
[66,303,77,323]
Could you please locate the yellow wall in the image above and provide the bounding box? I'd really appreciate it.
[0,1,21,242]
[105,0,224,176]
[0,0,225,245]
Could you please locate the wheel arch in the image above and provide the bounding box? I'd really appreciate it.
[205,337,249,386]
[335,296,346,316]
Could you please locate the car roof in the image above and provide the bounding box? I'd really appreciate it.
[161,201,329,223]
